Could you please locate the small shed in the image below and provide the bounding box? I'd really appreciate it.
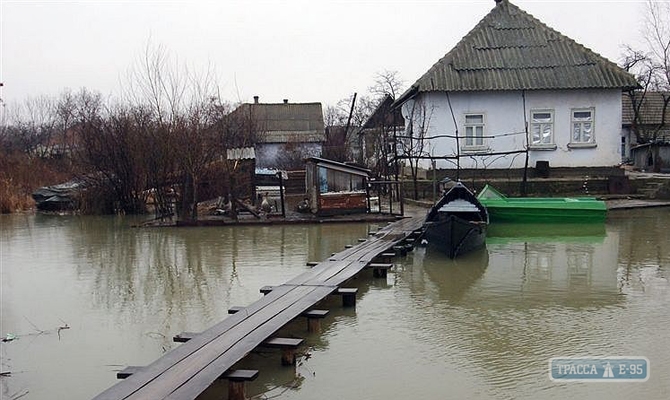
[630,142,670,173]
[305,157,371,215]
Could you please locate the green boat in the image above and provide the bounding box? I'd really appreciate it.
[476,184,607,223]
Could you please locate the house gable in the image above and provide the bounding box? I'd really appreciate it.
[394,0,635,171]
[244,102,326,144]
[397,0,638,102]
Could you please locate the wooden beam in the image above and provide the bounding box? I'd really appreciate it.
[117,366,142,380]
[335,287,358,307]
[302,309,329,333]
[366,263,394,278]
[260,285,274,295]
[173,332,199,343]
[222,369,259,400]
[261,337,304,365]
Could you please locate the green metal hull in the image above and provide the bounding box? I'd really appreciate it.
[476,185,606,223]
[479,198,607,223]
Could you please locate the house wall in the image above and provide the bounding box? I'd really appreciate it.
[401,89,623,170]
[255,142,322,168]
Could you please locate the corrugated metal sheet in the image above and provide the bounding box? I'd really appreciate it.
[622,92,670,125]
[248,102,326,143]
[227,147,255,160]
[410,0,638,94]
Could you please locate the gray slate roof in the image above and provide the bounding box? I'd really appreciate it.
[242,102,325,144]
[622,92,670,126]
[399,0,638,101]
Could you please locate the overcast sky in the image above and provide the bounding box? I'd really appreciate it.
[0,0,656,110]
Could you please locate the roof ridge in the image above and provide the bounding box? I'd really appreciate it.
[401,0,638,95]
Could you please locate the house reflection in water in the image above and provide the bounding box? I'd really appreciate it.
[485,223,618,308]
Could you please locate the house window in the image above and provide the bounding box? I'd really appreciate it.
[530,110,555,149]
[464,114,485,149]
[570,108,596,147]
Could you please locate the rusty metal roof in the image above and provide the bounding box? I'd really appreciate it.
[403,0,638,99]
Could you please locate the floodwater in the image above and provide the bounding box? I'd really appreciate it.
[1,208,669,400]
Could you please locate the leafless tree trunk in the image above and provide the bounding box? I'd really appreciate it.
[621,0,670,144]
[121,42,226,220]
[400,99,432,200]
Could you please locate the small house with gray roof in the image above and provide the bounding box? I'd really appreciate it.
[233,97,325,169]
[394,0,638,172]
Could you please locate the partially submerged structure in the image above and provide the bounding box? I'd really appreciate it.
[32,179,84,212]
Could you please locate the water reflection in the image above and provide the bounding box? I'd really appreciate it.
[0,215,371,399]
[420,247,489,305]
[401,214,670,398]
[2,210,670,400]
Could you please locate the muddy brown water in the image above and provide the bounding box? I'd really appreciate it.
[1,208,669,399]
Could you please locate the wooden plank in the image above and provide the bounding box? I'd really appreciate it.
[134,284,331,399]
[302,309,329,319]
[163,286,334,399]
[261,337,304,348]
[222,369,259,382]
[93,284,299,399]
[140,288,318,398]
[117,366,142,380]
[173,332,198,343]
[95,216,425,400]
[366,263,393,270]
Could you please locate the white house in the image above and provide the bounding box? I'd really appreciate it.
[394,0,638,172]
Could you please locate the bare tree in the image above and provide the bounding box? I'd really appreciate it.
[621,0,670,144]
[7,95,59,157]
[119,43,226,220]
[398,98,432,200]
[368,69,404,100]
[322,93,378,162]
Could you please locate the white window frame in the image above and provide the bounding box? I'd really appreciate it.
[569,108,596,148]
[462,113,487,151]
[529,109,556,150]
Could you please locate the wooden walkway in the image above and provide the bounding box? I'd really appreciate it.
[93,215,425,400]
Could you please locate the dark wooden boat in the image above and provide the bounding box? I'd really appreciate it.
[423,182,489,258]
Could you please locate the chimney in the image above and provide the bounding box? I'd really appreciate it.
[253,96,259,104]
[283,99,288,104]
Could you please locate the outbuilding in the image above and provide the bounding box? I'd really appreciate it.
[304,157,370,216]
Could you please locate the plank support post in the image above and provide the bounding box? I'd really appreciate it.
[260,285,275,295]
[301,309,329,333]
[228,306,244,314]
[376,252,396,263]
[393,245,408,257]
[336,287,358,307]
[261,337,304,366]
[367,263,393,278]
[222,369,259,400]
[173,332,198,343]
[116,366,142,379]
